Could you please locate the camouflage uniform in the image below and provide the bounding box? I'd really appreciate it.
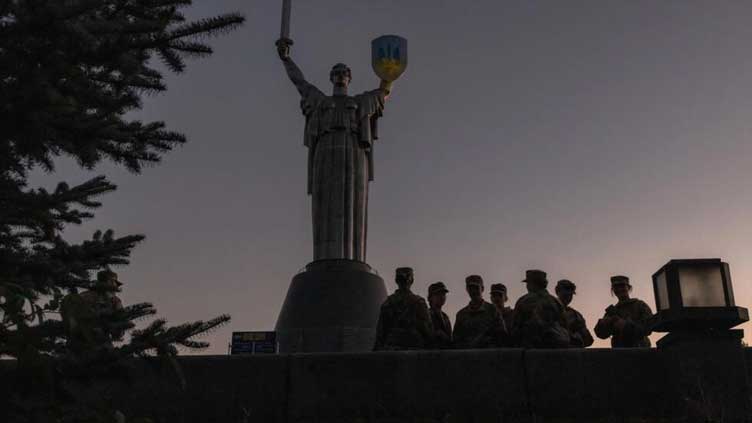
[427,282,452,349]
[489,283,514,327]
[594,298,653,348]
[511,270,570,349]
[555,279,593,348]
[373,268,433,351]
[61,270,125,352]
[563,305,594,348]
[490,283,514,346]
[430,308,452,349]
[453,275,506,349]
[454,301,505,349]
[594,275,654,348]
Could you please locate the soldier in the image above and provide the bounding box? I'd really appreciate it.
[427,281,452,349]
[555,279,594,348]
[511,270,570,349]
[61,269,125,352]
[594,275,653,348]
[490,283,514,328]
[453,275,506,349]
[373,267,433,351]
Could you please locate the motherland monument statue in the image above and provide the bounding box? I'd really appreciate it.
[273,0,408,352]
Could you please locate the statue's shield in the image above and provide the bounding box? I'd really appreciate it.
[371,35,407,82]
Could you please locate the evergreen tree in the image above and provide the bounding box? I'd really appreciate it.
[0,1,244,421]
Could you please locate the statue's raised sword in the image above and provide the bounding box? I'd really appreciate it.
[280,0,291,41]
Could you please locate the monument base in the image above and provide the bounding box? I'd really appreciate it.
[275,259,387,353]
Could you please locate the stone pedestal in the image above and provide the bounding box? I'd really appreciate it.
[275,259,387,353]
[658,329,751,422]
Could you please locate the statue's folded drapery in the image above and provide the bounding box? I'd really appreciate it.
[300,84,386,262]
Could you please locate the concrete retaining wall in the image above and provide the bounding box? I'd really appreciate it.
[11,346,750,422]
[112,348,673,422]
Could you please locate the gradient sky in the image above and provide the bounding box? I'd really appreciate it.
[31,1,752,352]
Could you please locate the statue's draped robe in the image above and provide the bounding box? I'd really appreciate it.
[300,84,386,261]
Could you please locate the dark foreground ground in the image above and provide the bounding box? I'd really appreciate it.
[2,347,750,422]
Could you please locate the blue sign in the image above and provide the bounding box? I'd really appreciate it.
[230,331,277,355]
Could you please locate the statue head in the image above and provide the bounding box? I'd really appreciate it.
[330,63,352,89]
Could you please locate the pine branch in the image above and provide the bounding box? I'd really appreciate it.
[1,1,244,175]
[167,13,245,40]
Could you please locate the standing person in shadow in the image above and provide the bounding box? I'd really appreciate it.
[490,283,514,330]
[594,275,653,348]
[427,282,453,349]
[510,270,570,349]
[373,267,433,351]
[453,275,506,349]
[555,279,594,348]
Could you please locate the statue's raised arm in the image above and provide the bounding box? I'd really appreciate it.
[377,79,393,100]
[276,38,322,99]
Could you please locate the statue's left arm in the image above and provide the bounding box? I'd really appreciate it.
[378,79,393,100]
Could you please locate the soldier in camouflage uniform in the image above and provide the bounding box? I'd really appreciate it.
[490,283,514,329]
[453,275,506,349]
[511,270,570,348]
[61,270,125,352]
[594,275,653,348]
[555,279,594,348]
[373,267,433,351]
[427,282,452,349]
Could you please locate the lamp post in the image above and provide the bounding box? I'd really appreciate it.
[652,258,750,420]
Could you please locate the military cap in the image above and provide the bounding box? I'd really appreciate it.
[490,283,507,295]
[465,274,484,286]
[522,269,547,284]
[428,282,449,296]
[610,275,630,286]
[555,279,576,293]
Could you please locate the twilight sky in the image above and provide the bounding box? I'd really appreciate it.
[32,0,752,352]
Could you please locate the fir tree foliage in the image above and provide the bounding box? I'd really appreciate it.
[0,1,244,422]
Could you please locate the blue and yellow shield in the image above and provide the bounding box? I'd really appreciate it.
[371,35,407,82]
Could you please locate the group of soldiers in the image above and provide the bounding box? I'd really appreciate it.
[373,267,654,351]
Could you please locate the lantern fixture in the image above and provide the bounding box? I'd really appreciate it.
[652,258,748,332]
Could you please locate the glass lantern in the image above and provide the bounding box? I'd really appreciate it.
[652,258,748,332]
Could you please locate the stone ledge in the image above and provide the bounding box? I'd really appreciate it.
[0,348,738,422]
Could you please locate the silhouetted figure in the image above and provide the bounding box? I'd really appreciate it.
[373,267,433,350]
[277,38,393,262]
[427,282,452,349]
[555,279,594,348]
[61,270,125,353]
[453,275,506,349]
[594,275,653,348]
[511,270,570,348]
[490,283,514,329]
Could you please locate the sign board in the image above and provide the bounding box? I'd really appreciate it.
[230,331,277,355]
